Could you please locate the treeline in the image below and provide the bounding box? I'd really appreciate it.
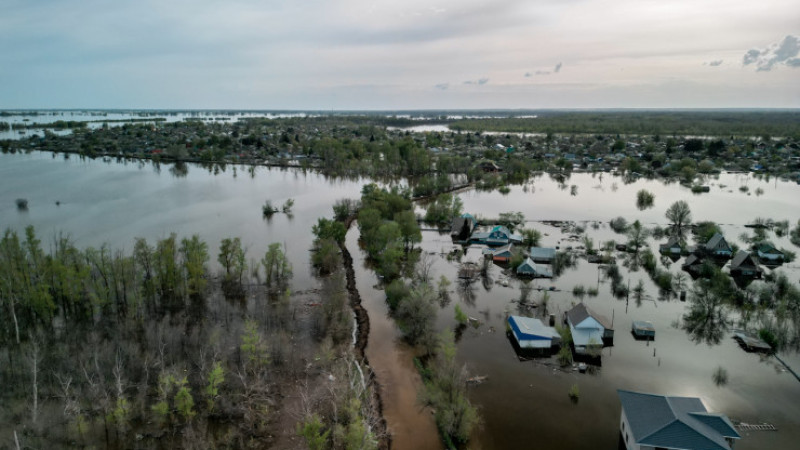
[0,226,356,448]
[449,111,800,138]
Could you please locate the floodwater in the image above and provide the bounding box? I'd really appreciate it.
[2,152,799,449]
[0,110,312,140]
[0,151,364,290]
[412,172,800,449]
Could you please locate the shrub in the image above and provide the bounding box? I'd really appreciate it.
[568,384,580,402]
[454,304,468,325]
[609,217,628,233]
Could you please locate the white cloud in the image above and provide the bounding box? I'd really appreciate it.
[742,35,800,71]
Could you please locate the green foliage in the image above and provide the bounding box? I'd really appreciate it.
[694,221,722,244]
[394,210,422,248]
[174,378,196,420]
[636,189,655,210]
[521,228,542,247]
[572,285,586,299]
[385,278,411,311]
[609,217,628,233]
[396,284,437,346]
[419,330,479,444]
[241,319,270,367]
[454,304,468,325]
[568,384,580,402]
[262,200,279,216]
[424,194,464,225]
[180,235,209,296]
[205,362,225,411]
[218,237,247,282]
[313,217,347,244]
[281,198,295,213]
[262,243,292,289]
[312,238,342,274]
[298,414,330,450]
[666,200,692,234]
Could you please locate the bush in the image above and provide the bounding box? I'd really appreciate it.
[385,279,411,311]
[262,200,279,216]
[636,189,655,210]
[568,384,580,402]
[609,217,628,233]
[454,304,468,325]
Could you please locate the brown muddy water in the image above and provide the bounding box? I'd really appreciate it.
[2,152,800,449]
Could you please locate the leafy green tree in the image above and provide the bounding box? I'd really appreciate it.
[205,362,225,411]
[180,235,209,296]
[218,237,247,283]
[312,218,347,244]
[261,243,292,289]
[297,414,330,450]
[394,210,421,249]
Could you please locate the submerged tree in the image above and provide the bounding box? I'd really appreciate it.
[665,200,692,239]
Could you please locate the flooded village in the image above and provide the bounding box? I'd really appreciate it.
[1,110,800,449]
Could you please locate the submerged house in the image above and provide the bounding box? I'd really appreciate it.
[507,315,561,350]
[516,257,553,278]
[483,243,513,262]
[659,236,682,255]
[471,225,522,247]
[529,247,556,264]
[729,251,761,278]
[682,254,705,275]
[618,390,740,450]
[450,213,476,242]
[755,242,784,263]
[704,233,733,258]
[566,303,614,354]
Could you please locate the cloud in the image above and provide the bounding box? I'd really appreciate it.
[554,62,562,73]
[742,35,800,71]
[434,83,449,90]
[707,60,723,66]
[463,77,489,85]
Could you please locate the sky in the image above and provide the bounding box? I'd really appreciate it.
[1,0,798,110]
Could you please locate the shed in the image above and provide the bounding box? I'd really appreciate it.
[529,247,556,264]
[632,321,655,339]
[483,243,513,262]
[507,316,561,349]
[515,257,553,278]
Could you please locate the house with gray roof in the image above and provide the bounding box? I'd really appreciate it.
[704,233,733,258]
[529,246,556,263]
[566,303,613,354]
[618,390,740,450]
[729,251,761,278]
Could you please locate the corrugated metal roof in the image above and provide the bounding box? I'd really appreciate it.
[508,316,560,349]
[618,390,740,450]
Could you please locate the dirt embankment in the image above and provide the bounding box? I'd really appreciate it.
[339,214,391,449]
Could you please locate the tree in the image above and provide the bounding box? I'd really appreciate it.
[521,228,542,247]
[180,235,209,297]
[394,210,421,249]
[261,243,292,290]
[665,200,692,237]
[627,220,649,255]
[218,237,247,283]
[396,284,436,346]
[636,189,655,210]
[312,218,346,245]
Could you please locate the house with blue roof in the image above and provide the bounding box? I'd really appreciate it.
[507,316,561,350]
[618,390,740,450]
